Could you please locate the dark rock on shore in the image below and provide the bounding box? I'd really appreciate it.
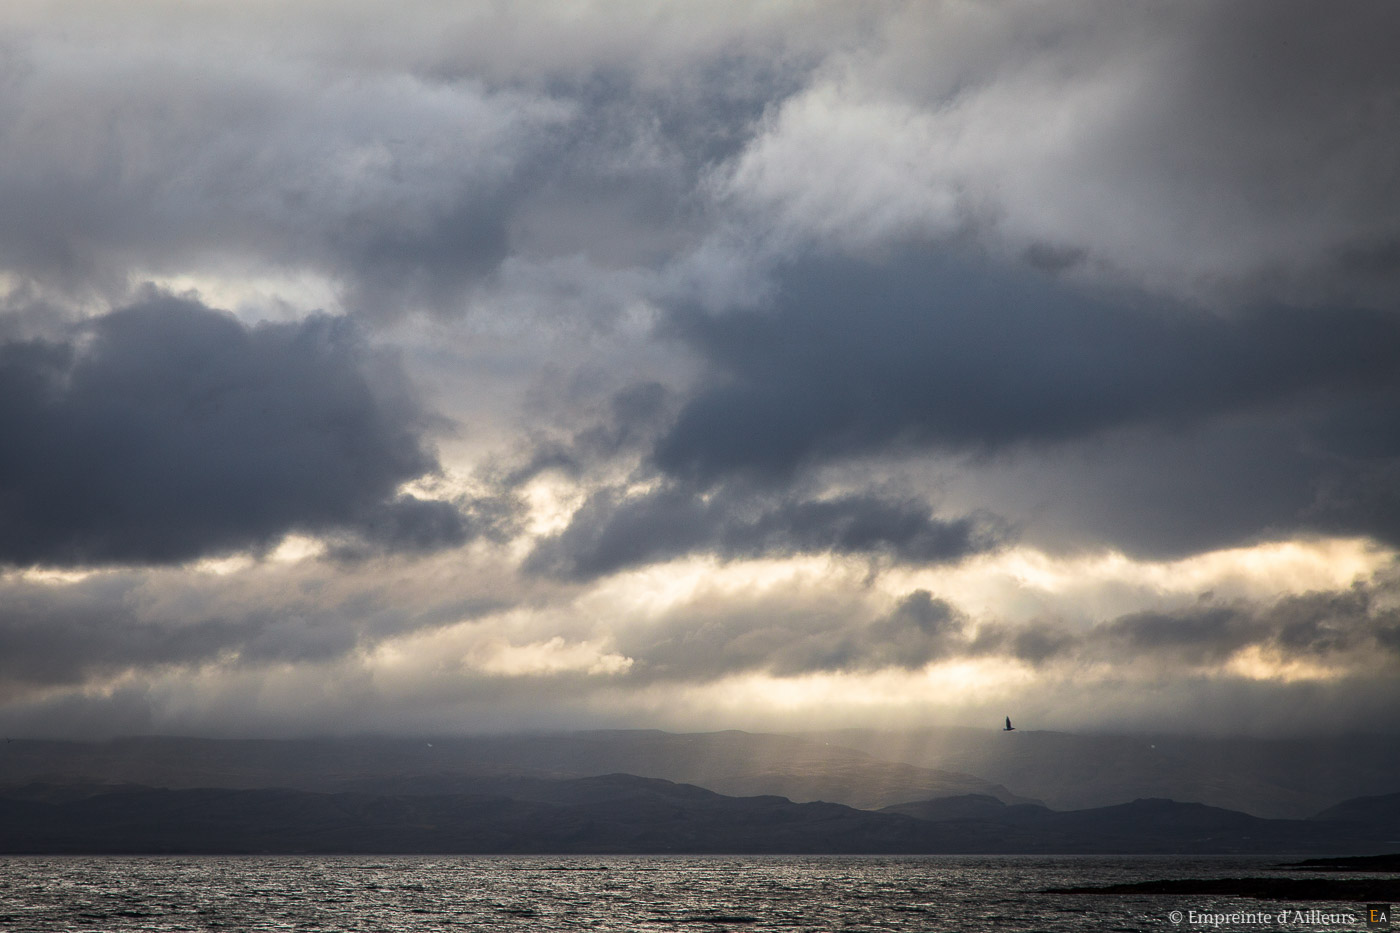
[1046,876,1400,900]
[1275,852,1400,872]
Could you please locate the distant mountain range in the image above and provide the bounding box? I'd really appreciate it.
[0,777,1394,855]
[0,729,1395,854]
[882,792,1400,854]
[808,727,1400,818]
[0,730,1035,809]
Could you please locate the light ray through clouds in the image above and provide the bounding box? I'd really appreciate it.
[1,0,1398,737]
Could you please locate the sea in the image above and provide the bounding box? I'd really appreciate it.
[0,854,1381,932]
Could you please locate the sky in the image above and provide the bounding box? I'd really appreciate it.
[1,0,1398,739]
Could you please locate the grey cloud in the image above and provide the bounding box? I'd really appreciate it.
[0,572,506,690]
[1262,587,1400,657]
[1021,243,1088,275]
[652,253,1400,550]
[723,2,1400,307]
[504,381,674,488]
[0,597,302,689]
[525,482,1004,580]
[1091,587,1400,666]
[964,583,1400,670]
[861,589,965,669]
[608,578,1387,686]
[943,411,1344,559]
[968,620,1082,668]
[348,496,475,555]
[0,20,568,310]
[501,60,800,269]
[326,492,522,562]
[333,194,516,318]
[1141,1,1400,299]
[0,7,829,318]
[0,292,466,566]
[612,588,969,684]
[1098,607,1260,667]
[657,254,1400,479]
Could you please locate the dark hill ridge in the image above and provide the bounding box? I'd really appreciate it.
[1278,852,1400,872]
[0,775,999,855]
[810,727,1400,818]
[881,793,1044,822]
[879,793,1388,854]
[0,731,1034,810]
[1054,849,1400,902]
[1048,877,1400,901]
[1311,791,1400,837]
[0,776,1394,855]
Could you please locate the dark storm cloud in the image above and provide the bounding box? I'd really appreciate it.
[0,292,467,566]
[651,253,1400,549]
[511,370,1006,580]
[525,482,1003,580]
[657,254,1400,481]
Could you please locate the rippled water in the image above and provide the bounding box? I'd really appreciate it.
[0,855,1373,932]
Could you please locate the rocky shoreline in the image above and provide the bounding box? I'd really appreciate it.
[1047,853,1400,901]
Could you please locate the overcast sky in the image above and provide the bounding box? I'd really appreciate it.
[2,0,1398,738]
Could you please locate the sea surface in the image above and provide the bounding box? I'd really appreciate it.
[0,854,1381,932]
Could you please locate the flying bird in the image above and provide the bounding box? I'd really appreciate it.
[1003,716,1016,732]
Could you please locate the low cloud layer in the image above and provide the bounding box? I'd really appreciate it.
[610,587,969,683]
[973,584,1400,672]
[527,484,1003,580]
[603,577,1400,688]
